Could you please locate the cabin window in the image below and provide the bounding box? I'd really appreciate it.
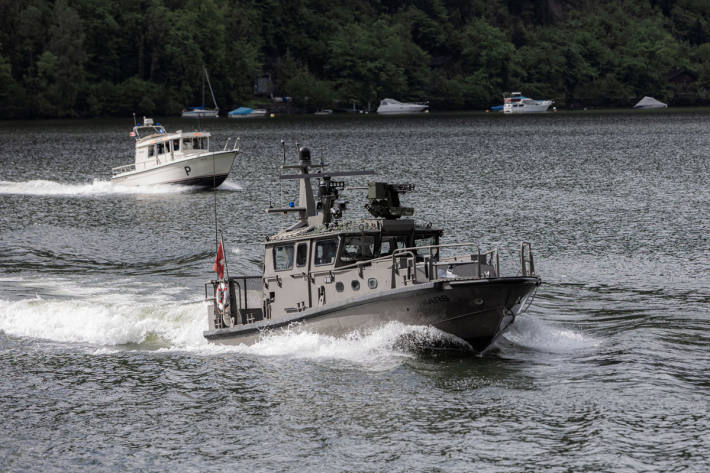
[314,238,338,266]
[339,235,375,264]
[273,244,294,271]
[414,235,437,248]
[190,137,207,150]
[148,146,155,157]
[379,235,409,257]
[414,234,439,261]
[157,142,165,155]
[173,139,180,152]
[296,243,308,267]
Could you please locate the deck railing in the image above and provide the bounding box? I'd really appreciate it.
[392,243,500,284]
[520,242,535,276]
[111,163,135,175]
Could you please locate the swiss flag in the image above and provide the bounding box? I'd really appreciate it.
[212,240,225,279]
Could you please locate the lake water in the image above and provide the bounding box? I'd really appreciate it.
[1,112,708,472]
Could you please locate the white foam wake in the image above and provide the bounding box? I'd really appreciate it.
[219,322,449,363]
[0,179,194,196]
[0,284,459,365]
[218,180,242,191]
[0,295,208,348]
[502,315,599,353]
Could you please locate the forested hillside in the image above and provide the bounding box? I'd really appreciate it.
[1,0,708,118]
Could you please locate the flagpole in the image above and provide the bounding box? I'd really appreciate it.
[212,151,218,249]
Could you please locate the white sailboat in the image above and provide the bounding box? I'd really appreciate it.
[182,67,220,118]
[111,117,239,187]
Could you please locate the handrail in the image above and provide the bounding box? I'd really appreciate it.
[393,243,499,280]
[112,163,135,175]
[521,242,535,276]
[223,137,241,152]
[391,250,416,286]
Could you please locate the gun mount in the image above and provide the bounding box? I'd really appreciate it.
[365,182,415,219]
[316,177,347,221]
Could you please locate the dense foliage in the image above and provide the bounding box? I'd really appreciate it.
[1,0,708,118]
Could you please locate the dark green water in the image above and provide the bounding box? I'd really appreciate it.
[1,112,708,472]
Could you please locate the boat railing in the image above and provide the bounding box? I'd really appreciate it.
[520,242,535,276]
[306,243,504,288]
[112,163,136,176]
[205,275,262,328]
[223,137,240,152]
[392,243,500,284]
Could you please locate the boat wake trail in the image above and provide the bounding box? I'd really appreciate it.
[0,288,468,364]
[500,315,599,353]
[0,179,194,196]
[0,294,208,349]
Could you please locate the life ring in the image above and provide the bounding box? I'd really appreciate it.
[215,281,232,327]
[215,281,229,313]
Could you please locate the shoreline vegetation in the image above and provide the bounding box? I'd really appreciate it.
[1,0,708,119]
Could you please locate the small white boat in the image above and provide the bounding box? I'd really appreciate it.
[314,109,333,115]
[228,107,267,118]
[633,96,667,109]
[111,117,239,188]
[182,107,219,119]
[376,98,428,114]
[182,67,220,118]
[503,92,553,113]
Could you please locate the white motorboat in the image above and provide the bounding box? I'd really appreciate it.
[111,117,239,188]
[503,92,553,113]
[182,107,219,119]
[633,96,667,109]
[376,98,428,114]
[182,67,220,118]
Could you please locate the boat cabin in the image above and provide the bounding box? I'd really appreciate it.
[117,117,213,173]
[259,220,443,320]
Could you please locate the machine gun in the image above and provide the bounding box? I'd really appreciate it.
[365,182,415,219]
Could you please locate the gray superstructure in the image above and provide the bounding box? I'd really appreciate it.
[204,147,540,352]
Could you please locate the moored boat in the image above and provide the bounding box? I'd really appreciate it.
[376,98,429,114]
[111,117,239,187]
[182,67,220,118]
[228,107,267,118]
[203,147,541,352]
[503,92,553,113]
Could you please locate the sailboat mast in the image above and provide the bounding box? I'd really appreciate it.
[204,66,219,112]
[201,69,205,108]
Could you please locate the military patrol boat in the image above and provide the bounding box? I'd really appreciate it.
[204,147,540,351]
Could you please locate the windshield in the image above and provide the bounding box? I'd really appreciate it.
[339,235,376,264]
[379,235,409,256]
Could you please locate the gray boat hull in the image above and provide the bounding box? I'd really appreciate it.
[204,276,540,352]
